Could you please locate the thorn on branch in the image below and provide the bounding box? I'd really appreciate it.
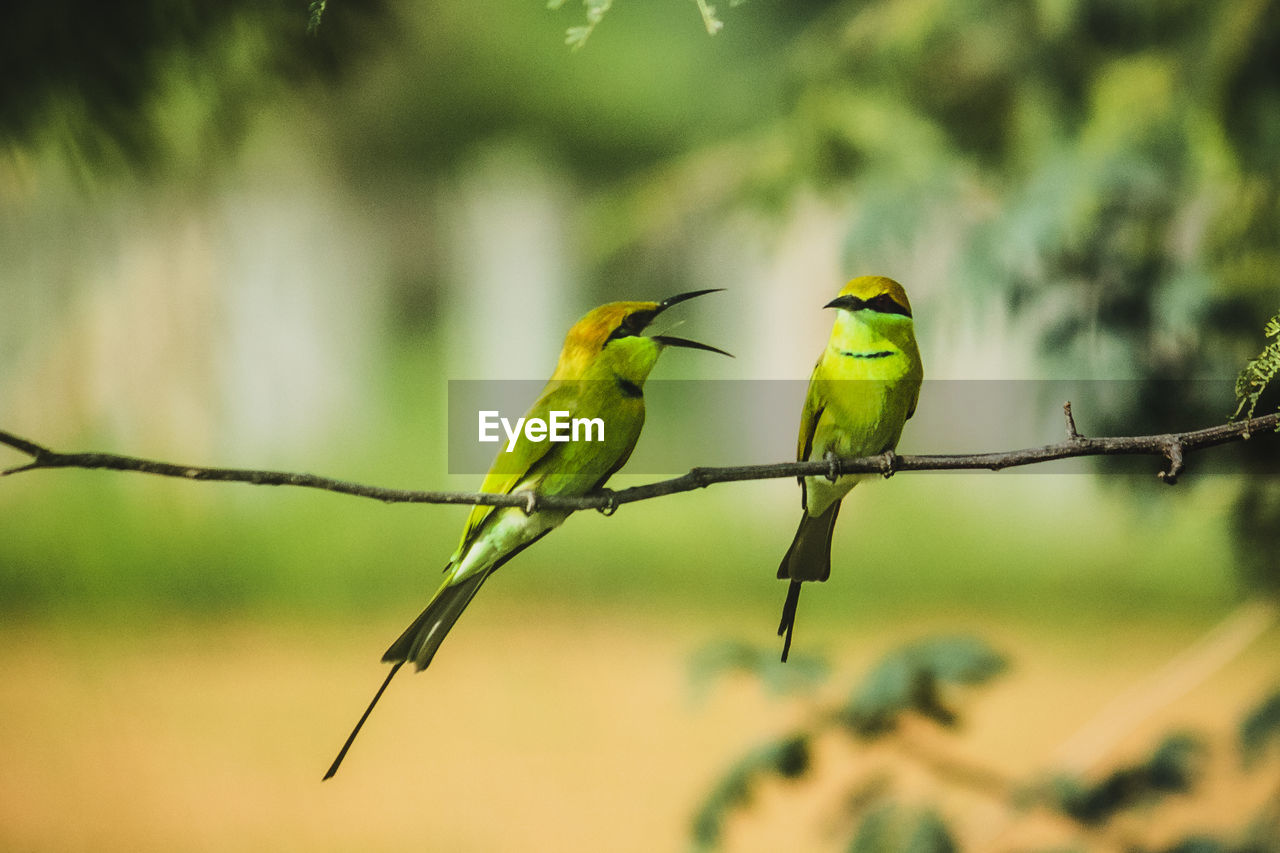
[1157,442,1184,485]
[1064,401,1082,441]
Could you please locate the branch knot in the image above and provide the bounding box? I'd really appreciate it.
[1157,442,1184,485]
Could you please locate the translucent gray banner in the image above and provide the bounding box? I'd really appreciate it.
[446,379,1273,476]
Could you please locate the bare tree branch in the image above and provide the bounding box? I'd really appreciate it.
[1,406,1276,513]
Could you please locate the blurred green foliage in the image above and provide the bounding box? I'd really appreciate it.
[0,0,386,171]
[847,804,957,853]
[689,634,1006,850]
[841,635,1008,735]
[547,0,748,48]
[1232,312,1280,422]
[691,636,1280,852]
[1153,838,1277,853]
[689,638,829,702]
[1046,732,1203,825]
[691,733,811,850]
[1240,686,1280,769]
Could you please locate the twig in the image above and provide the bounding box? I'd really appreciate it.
[892,717,1017,801]
[1063,401,1082,440]
[1,407,1276,512]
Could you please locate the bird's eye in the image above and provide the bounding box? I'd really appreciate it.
[608,309,657,343]
[868,294,910,317]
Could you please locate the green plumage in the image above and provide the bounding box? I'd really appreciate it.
[324,292,727,779]
[777,276,923,662]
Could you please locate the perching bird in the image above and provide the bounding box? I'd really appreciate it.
[324,290,729,779]
[776,275,922,662]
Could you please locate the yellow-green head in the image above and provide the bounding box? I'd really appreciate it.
[826,274,913,318]
[823,275,917,358]
[550,289,731,386]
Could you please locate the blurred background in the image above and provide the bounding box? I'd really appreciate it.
[1,0,1278,850]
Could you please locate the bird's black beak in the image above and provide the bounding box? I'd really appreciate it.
[656,288,725,315]
[652,335,733,357]
[824,294,863,311]
[648,289,730,356]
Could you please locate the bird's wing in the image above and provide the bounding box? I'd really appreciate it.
[905,377,920,421]
[453,381,582,557]
[796,365,826,512]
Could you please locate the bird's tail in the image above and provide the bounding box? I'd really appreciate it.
[322,570,491,780]
[323,660,403,780]
[777,502,841,584]
[777,581,803,663]
[775,502,841,662]
[382,570,491,670]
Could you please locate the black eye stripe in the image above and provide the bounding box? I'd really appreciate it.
[607,308,660,344]
[627,309,657,331]
[863,294,911,318]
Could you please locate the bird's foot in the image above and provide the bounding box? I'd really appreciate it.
[596,488,619,517]
[823,451,841,483]
[878,450,899,479]
[518,491,539,515]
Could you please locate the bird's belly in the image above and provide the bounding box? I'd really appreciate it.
[803,471,868,516]
[452,506,568,579]
[801,379,911,516]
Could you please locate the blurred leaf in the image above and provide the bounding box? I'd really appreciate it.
[1232,311,1280,423]
[847,802,895,853]
[690,734,810,850]
[1152,840,1230,853]
[904,809,959,853]
[688,639,829,703]
[841,635,1008,736]
[1147,829,1280,853]
[555,0,613,50]
[1049,732,1204,825]
[306,0,328,33]
[847,803,958,853]
[0,0,387,170]
[1231,484,1280,594]
[1239,686,1280,768]
[692,0,724,36]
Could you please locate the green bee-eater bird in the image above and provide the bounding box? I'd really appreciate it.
[324,290,729,779]
[776,275,922,662]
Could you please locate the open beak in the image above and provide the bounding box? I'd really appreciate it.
[647,289,731,356]
[652,334,733,357]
